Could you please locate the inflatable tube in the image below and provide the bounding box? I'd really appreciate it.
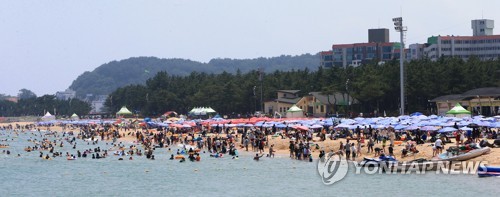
[175,155,185,160]
[478,166,500,177]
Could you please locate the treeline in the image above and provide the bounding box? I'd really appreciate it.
[0,95,91,117]
[105,57,499,117]
[69,54,320,98]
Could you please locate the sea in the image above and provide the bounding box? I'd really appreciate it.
[1,129,499,197]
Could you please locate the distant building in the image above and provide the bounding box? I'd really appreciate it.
[90,95,107,114]
[320,28,408,68]
[472,19,494,36]
[321,42,407,68]
[423,34,500,61]
[430,87,500,116]
[368,28,390,43]
[55,89,76,101]
[408,43,426,60]
[264,90,301,116]
[2,96,18,103]
[422,19,500,61]
[296,92,358,117]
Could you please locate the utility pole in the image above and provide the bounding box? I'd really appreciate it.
[393,17,407,115]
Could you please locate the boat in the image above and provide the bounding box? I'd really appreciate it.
[478,166,500,177]
[359,155,397,168]
[437,147,491,161]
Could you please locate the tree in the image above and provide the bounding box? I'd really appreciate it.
[18,89,37,100]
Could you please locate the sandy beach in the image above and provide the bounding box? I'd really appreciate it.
[2,121,499,165]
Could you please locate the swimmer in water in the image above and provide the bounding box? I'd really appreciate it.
[254,153,263,161]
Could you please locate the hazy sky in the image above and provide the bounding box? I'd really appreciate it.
[1,0,499,96]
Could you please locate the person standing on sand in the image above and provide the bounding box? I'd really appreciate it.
[382,138,387,152]
[344,142,351,160]
[356,140,362,157]
[351,143,356,160]
[435,138,443,154]
[367,137,374,153]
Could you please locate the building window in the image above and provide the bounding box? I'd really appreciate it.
[480,29,484,32]
[320,105,324,113]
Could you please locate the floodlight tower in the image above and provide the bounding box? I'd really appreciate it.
[393,17,407,115]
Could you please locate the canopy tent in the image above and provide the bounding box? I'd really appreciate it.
[446,103,471,118]
[41,112,55,121]
[116,106,133,116]
[70,113,80,120]
[189,107,216,116]
[286,105,304,118]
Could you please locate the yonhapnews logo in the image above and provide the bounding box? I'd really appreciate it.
[317,154,349,185]
[317,156,488,185]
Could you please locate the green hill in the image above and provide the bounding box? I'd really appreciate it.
[69,54,320,97]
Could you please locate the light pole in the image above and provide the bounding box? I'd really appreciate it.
[259,67,264,114]
[253,86,257,114]
[393,17,407,115]
[346,78,350,117]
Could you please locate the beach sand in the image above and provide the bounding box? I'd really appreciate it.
[2,121,499,165]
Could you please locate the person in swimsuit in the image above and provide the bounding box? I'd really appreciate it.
[254,153,263,161]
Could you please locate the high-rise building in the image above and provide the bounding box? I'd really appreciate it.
[423,19,500,61]
[472,19,494,36]
[320,27,407,68]
[368,28,390,43]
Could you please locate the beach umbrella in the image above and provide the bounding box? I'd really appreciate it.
[244,124,254,127]
[467,123,479,128]
[394,124,407,130]
[405,125,419,130]
[459,126,473,131]
[492,122,500,128]
[334,124,351,128]
[438,127,457,133]
[420,126,438,131]
[310,124,323,129]
[410,112,423,116]
[476,122,491,127]
[294,125,309,131]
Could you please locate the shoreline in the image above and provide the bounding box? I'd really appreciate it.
[1,121,499,165]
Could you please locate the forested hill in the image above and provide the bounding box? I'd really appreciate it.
[69,54,320,97]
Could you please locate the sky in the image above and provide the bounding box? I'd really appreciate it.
[1,0,499,96]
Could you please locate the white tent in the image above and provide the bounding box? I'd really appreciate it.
[41,112,55,121]
[286,105,304,118]
[189,107,216,115]
[70,113,80,120]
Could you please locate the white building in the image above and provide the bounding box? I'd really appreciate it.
[423,19,500,61]
[55,89,76,100]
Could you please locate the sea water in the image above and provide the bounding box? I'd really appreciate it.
[1,129,499,196]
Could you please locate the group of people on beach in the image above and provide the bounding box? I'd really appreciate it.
[2,118,499,166]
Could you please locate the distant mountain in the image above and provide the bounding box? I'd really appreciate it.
[69,54,320,97]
